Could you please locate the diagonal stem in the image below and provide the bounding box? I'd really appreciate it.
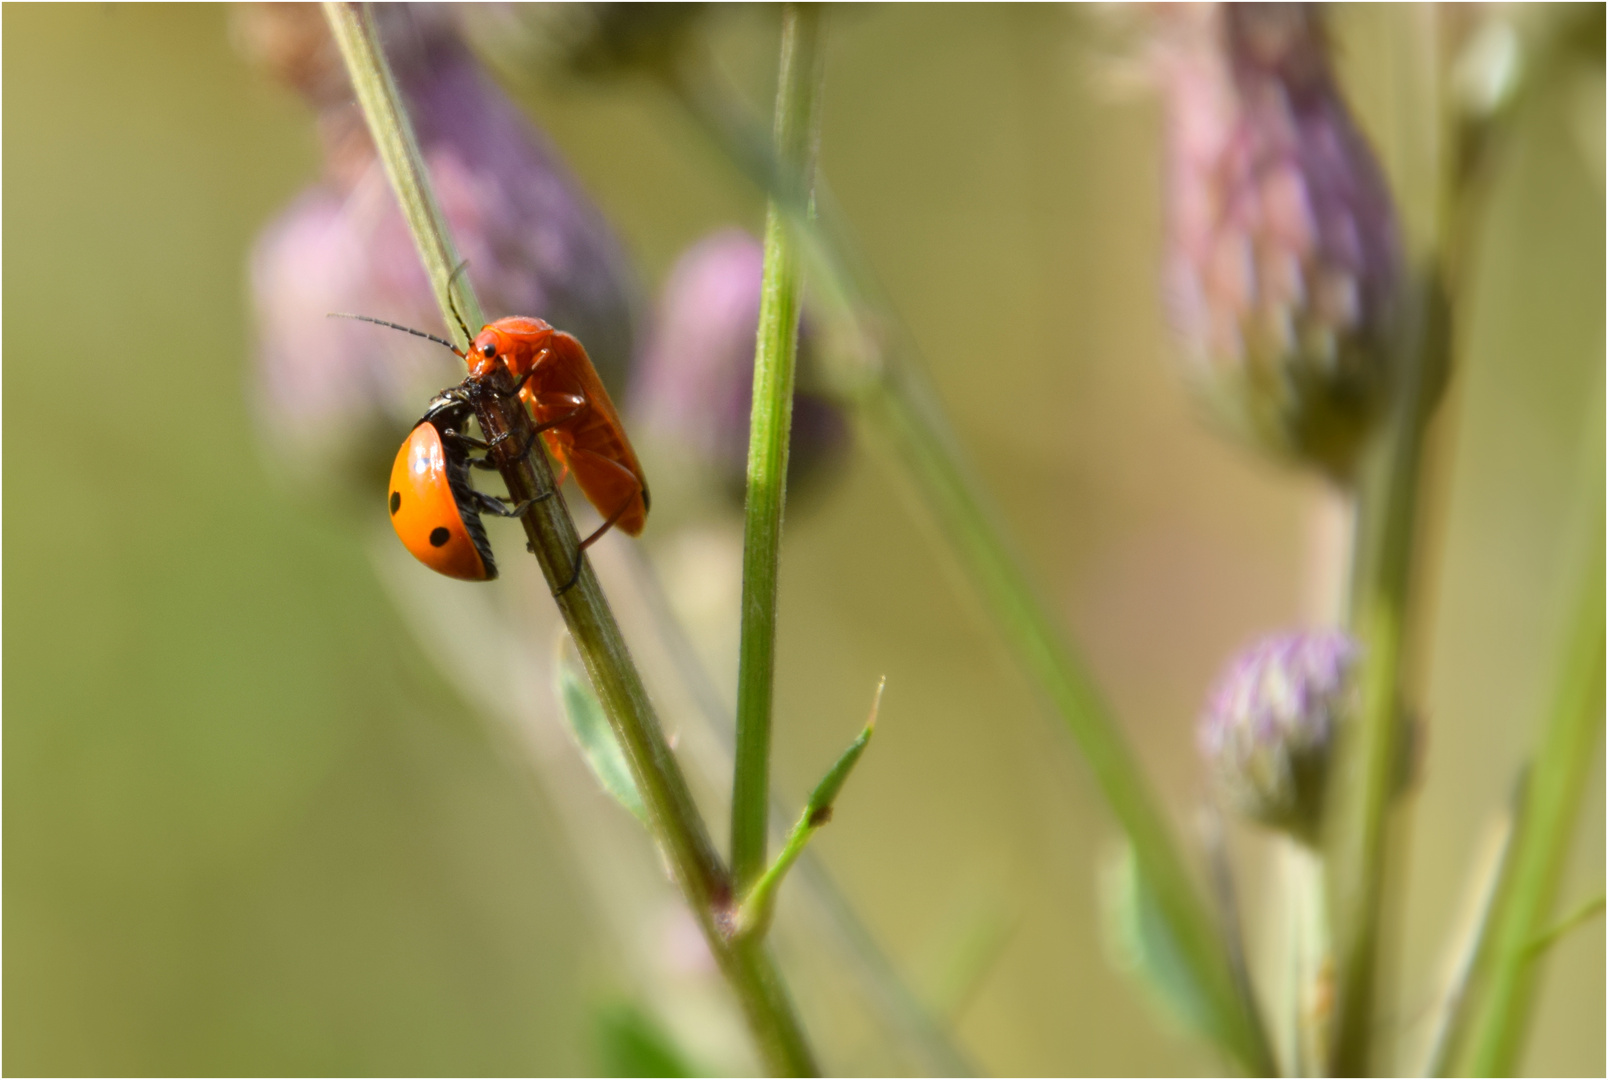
[323,5,817,1073]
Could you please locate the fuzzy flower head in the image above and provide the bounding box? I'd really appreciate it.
[1197,629,1360,842]
[633,229,848,503]
[1155,4,1404,480]
[240,5,637,496]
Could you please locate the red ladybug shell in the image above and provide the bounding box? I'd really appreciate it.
[387,419,496,581]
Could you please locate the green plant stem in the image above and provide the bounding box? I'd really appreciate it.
[661,52,1274,1078]
[1325,275,1445,1076]
[623,548,978,1077]
[323,6,817,1073]
[322,3,479,340]
[1454,465,1605,1077]
[732,2,826,897]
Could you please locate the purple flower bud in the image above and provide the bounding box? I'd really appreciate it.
[241,5,638,490]
[632,229,849,503]
[1197,629,1360,842]
[1155,4,1404,480]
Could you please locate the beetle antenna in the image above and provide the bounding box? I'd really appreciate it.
[328,312,462,355]
[445,260,473,344]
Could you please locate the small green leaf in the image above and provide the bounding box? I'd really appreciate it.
[593,1000,703,1077]
[556,654,646,823]
[803,677,881,825]
[735,678,883,939]
[1100,842,1222,1046]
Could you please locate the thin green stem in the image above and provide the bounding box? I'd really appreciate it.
[1325,275,1445,1076]
[732,3,826,896]
[321,3,479,341]
[1455,457,1605,1077]
[323,6,816,1073]
[623,549,978,1077]
[662,49,1274,1077]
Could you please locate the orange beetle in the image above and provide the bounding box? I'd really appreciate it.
[463,316,649,543]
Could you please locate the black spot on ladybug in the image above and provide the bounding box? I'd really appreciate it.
[390,491,402,515]
[429,526,451,547]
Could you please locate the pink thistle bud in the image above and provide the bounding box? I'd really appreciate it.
[240,5,638,491]
[1197,629,1360,842]
[632,229,849,503]
[1155,4,1405,480]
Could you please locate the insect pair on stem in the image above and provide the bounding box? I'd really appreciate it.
[336,268,650,593]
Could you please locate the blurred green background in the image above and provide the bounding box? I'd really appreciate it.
[5,4,1601,1075]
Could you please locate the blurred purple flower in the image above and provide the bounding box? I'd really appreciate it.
[1154,4,1404,480]
[1197,628,1360,842]
[241,4,637,490]
[633,229,848,502]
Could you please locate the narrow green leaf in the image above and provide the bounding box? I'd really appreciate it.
[556,653,647,824]
[1454,401,1605,1077]
[1101,842,1222,1048]
[736,679,882,939]
[1527,894,1606,958]
[803,679,880,826]
[919,902,1015,1021]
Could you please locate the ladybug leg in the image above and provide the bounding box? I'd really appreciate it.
[480,425,543,464]
[444,428,519,472]
[471,488,552,518]
[441,428,493,452]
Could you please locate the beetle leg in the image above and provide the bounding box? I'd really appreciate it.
[525,391,588,433]
[552,497,635,597]
[550,452,645,597]
[501,342,561,399]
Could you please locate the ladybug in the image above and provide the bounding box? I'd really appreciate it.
[387,386,541,582]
